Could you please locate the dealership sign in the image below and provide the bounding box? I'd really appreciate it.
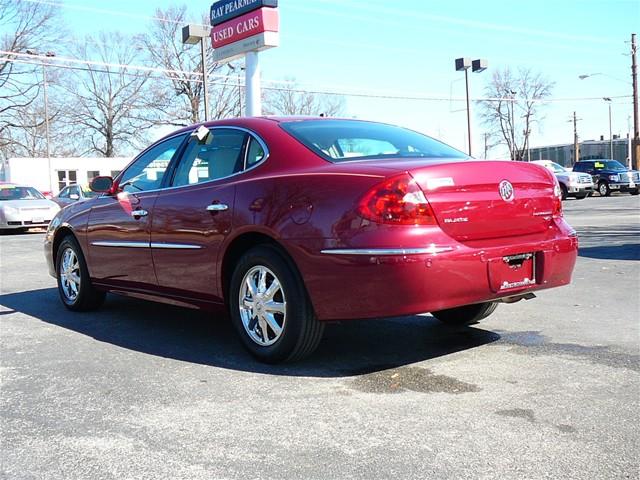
[210,0,278,63]
[210,0,277,26]
[212,7,279,49]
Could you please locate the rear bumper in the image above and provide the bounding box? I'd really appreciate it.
[288,222,578,321]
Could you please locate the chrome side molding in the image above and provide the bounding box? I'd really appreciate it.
[320,246,454,255]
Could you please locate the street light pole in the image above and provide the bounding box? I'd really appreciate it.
[603,97,613,159]
[28,49,55,193]
[182,24,212,122]
[454,58,488,157]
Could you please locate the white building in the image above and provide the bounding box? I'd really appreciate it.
[2,157,131,195]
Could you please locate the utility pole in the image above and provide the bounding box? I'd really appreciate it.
[631,33,639,170]
[570,111,582,165]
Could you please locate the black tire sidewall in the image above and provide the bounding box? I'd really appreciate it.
[55,236,91,310]
[598,182,610,196]
[229,246,309,363]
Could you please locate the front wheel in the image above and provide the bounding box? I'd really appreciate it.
[630,189,639,196]
[229,246,324,363]
[431,302,498,326]
[598,181,611,197]
[56,236,106,311]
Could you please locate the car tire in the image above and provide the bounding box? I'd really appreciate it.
[560,184,568,200]
[575,193,588,200]
[229,245,324,363]
[431,301,498,326]
[630,189,639,196]
[56,236,106,311]
[598,181,611,197]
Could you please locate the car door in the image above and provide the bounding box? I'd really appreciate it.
[150,127,257,303]
[86,133,187,290]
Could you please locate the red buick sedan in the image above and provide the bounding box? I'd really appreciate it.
[44,117,577,362]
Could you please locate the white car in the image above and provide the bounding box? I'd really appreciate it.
[531,160,593,200]
[0,183,61,231]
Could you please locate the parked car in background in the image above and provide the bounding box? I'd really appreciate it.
[531,160,593,200]
[573,159,639,196]
[0,183,60,231]
[44,117,578,363]
[52,184,98,208]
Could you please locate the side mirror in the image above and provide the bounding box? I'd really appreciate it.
[89,176,114,193]
[69,194,80,200]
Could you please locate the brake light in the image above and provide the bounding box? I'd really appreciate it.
[552,182,563,217]
[357,173,436,225]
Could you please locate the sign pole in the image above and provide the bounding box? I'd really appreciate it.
[245,51,261,116]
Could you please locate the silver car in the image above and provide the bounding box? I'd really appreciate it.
[0,184,60,231]
[531,160,593,200]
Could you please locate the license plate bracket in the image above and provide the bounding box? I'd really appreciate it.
[487,253,536,292]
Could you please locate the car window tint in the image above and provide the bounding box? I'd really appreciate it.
[281,120,468,163]
[58,187,70,198]
[70,185,81,196]
[246,137,266,167]
[172,129,247,187]
[120,134,186,193]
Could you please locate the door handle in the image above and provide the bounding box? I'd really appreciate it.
[206,204,229,212]
[131,209,148,218]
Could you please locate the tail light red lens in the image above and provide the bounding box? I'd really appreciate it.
[552,182,563,217]
[357,173,436,225]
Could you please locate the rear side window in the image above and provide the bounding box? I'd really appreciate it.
[172,129,248,187]
[281,120,468,163]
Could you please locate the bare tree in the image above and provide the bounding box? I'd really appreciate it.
[480,67,553,160]
[141,5,238,125]
[263,78,345,117]
[63,32,155,157]
[0,0,64,159]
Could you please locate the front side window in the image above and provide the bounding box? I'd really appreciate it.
[119,134,186,193]
[172,129,249,187]
[281,120,468,163]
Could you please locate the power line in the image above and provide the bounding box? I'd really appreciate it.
[1,53,634,104]
[22,0,209,28]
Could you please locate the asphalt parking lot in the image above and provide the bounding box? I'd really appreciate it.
[1,195,639,480]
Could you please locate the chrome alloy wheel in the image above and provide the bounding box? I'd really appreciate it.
[59,247,80,302]
[238,265,287,346]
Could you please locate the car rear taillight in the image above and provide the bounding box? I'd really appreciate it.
[553,182,563,217]
[357,173,436,225]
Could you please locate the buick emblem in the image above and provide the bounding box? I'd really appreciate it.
[499,180,515,202]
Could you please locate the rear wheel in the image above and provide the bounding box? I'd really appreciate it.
[598,181,611,197]
[229,245,324,363]
[575,193,588,200]
[560,184,568,200]
[431,302,498,326]
[630,189,639,196]
[56,236,106,311]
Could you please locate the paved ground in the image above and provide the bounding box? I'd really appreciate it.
[1,194,639,480]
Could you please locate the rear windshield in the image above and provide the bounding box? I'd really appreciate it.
[281,120,468,163]
[0,186,45,200]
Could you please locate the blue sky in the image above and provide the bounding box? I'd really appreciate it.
[58,0,639,158]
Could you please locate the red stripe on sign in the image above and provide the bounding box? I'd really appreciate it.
[211,7,279,49]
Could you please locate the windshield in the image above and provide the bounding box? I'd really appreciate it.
[593,160,627,171]
[0,186,45,201]
[544,162,567,174]
[281,120,468,163]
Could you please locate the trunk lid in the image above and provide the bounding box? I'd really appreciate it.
[407,160,557,241]
[322,157,559,241]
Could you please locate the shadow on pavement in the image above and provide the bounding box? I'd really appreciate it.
[576,224,640,261]
[0,287,500,377]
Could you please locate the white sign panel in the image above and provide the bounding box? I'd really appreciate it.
[212,31,279,63]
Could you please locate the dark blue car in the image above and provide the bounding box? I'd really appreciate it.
[573,160,639,197]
